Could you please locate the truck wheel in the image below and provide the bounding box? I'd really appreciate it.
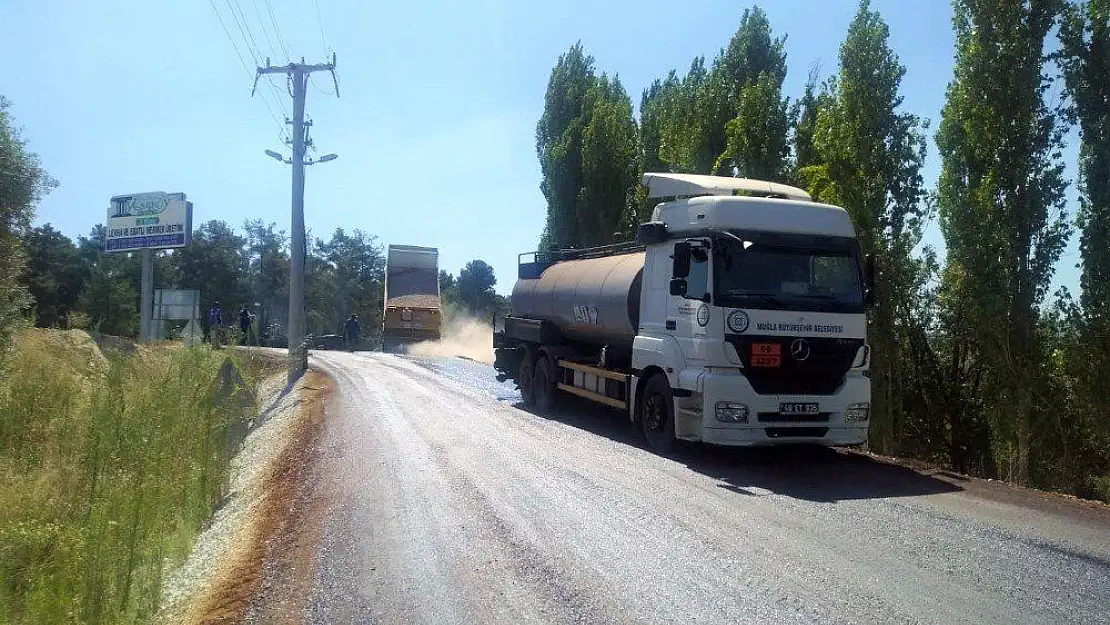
[518,357,536,407]
[533,356,557,414]
[640,374,676,453]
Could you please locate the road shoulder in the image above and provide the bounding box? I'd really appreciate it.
[157,369,333,625]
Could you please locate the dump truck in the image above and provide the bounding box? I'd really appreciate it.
[493,173,875,452]
[382,245,442,352]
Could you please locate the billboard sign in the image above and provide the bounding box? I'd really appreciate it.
[105,191,192,253]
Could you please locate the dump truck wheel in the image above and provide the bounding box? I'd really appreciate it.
[640,374,676,453]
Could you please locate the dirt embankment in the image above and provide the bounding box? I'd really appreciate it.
[160,370,333,625]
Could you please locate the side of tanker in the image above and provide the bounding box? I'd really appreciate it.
[494,173,875,452]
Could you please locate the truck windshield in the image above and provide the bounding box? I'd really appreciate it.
[712,236,864,313]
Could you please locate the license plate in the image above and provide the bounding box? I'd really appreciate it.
[751,343,781,367]
[779,402,819,416]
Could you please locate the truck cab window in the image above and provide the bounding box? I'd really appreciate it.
[686,245,709,300]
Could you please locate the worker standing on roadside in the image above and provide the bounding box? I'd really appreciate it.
[238,305,254,346]
[207,300,224,349]
[344,314,360,351]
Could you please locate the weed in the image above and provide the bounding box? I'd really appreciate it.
[0,330,263,624]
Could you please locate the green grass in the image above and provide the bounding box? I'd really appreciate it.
[0,330,269,624]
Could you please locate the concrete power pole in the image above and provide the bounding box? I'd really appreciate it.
[139,249,153,341]
[254,55,339,380]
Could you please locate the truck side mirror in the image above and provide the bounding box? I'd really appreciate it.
[669,278,688,297]
[637,221,667,244]
[672,242,691,278]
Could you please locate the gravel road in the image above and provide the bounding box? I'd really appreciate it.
[304,351,1110,625]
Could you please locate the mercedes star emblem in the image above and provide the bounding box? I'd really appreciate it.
[790,338,811,361]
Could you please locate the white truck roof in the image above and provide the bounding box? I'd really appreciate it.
[652,195,856,239]
[643,172,812,202]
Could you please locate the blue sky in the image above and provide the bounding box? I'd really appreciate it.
[1,0,1081,295]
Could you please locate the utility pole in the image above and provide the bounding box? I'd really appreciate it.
[254,55,339,380]
[139,249,153,341]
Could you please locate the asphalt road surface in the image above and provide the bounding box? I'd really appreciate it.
[306,351,1110,625]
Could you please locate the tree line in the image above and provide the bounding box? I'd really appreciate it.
[536,0,1109,501]
[10,219,507,345]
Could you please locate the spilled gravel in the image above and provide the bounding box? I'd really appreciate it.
[157,370,331,624]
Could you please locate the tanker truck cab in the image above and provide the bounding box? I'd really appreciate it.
[493,173,874,452]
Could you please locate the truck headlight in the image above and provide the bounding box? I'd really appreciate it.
[715,401,749,423]
[844,402,870,422]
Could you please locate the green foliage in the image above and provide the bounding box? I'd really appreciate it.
[76,226,140,338]
[306,228,385,341]
[1059,0,1110,349]
[173,220,250,322]
[936,0,1070,483]
[579,75,641,244]
[715,71,791,180]
[805,0,930,453]
[456,259,498,316]
[639,74,678,175]
[0,331,262,624]
[657,57,714,173]
[440,261,508,321]
[536,42,593,250]
[652,6,788,176]
[536,44,640,250]
[19,224,88,328]
[0,97,54,355]
[1056,0,1110,497]
[791,65,833,179]
[243,219,290,334]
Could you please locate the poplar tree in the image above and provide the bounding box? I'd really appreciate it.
[936,0,1069,483]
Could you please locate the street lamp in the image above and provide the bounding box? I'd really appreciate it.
[265,150,291,164]
[306,153,338,165]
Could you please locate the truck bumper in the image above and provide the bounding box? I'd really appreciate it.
[687,368,870,447]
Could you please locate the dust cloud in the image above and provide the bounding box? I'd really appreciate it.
[405,316,495,364]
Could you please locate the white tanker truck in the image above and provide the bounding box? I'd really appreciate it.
[493,173,875,452]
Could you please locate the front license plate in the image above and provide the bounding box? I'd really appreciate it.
[779,402,819,416]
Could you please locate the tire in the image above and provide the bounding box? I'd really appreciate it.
[518,357,536,406]
[533,356,557,414]
[640,374,676,453]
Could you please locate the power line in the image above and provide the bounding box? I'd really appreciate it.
[221,0,292,121]
[223,0,260,64]
[227,0,267,64]
[247,0,282,61]
[261,0,291,59]
[312,0,330,55]
[208,0,286,132]
[310,76,334,96]
[219,0,289,123]
[232,0,293,121]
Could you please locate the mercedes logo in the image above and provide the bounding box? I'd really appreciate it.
[790,338,811,361]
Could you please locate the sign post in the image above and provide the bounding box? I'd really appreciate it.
[106,192,193,342]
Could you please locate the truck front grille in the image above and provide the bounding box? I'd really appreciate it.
[725,335,863,396]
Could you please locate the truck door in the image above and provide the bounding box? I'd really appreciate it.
[667,240,711,364]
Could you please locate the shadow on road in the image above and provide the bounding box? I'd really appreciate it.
[523,394,962,504]
[399,355,961,504]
